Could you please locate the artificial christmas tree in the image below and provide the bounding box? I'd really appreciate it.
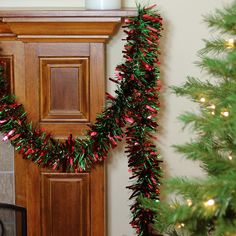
[144,1,236,235]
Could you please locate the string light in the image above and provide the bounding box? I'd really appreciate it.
[226,38,235,49]
[221,110,229,117]
[209,104,215,110]
[228,155,233,160]
[204,199,215,207]
[207,104,216,115]
[176,223,185,229]
[199,97,206,103]
[186,199,192,206]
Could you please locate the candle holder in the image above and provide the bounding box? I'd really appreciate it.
[85,0,121,10]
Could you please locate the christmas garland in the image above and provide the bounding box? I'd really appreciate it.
[0,5,162,236]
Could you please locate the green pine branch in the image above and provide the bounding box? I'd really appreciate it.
[143,1,236,235]
[204,2,236,35]
[199,38,227,55]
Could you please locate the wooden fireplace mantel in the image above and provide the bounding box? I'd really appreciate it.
[0,8,137,42]
[0,8,138,236]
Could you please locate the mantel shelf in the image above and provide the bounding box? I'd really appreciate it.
[0,8,137,42]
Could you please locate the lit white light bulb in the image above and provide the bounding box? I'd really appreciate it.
[176,223,185,229]
[226,38,235,49]
[228,155,233,160]
[187,199,192,206]
[204,199,215,207]
[199,97,206,103]
[221,111,229,117]
[209,104,216,109]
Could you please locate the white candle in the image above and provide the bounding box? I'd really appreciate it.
[86,0,121,10]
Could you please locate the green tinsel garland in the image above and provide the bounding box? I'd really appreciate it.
[0,5,162,235]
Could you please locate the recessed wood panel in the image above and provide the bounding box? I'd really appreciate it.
[0,55,14,93]
[41,173,90,236]
[50,67,79,111]
[40,57,89,122]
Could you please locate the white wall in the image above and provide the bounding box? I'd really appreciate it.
[0,0,84,7]
[0,0,233,235]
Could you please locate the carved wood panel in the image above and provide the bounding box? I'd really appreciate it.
[41,173,90,236]
[34,43,91,139]
[0,55,14,92]
[40,57,89,122]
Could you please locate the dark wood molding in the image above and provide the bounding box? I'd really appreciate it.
[0,55,14,92]
[0,8,137,42]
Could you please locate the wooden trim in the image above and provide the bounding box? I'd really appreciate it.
[90,43,106,236]
[37,43,90,56]
[18,35,108,38]
[0,20,15,39]
[1,21,121,42]
[0,35,17,40]
[24,44,41,236]
[89,43,105,121]
[90,163,106,236]
[17,37,108,43]
[0,33,15,36]
[0,9,136,42]
[0,21,11,33]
